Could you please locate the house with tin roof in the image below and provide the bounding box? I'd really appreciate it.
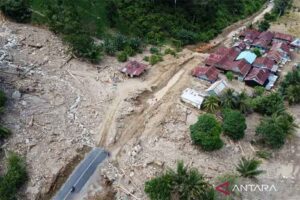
[192,66,220,83]
[120,61,147,77]
[273,32,294,44]
[205,79,229,96]
[253,57,278,73]
[236,51,257,64]
[245,68,270,86]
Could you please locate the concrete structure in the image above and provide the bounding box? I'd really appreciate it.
[181,88,205,109]
[236,51,257,64]
[205,79,228,96]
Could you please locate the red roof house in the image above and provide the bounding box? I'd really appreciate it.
[231,60,252,79]
[266,50,283,63]
[205,53,224,66]
[258,31,274,41]
[192,66,219,83]
[120,61,147,77]
[233,41,247,51]
[253,57,276,71]
[240,29,261,44]
[273,32,294,43]
[245,68,270,86]
[271,42,290,55]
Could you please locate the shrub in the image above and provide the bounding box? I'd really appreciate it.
[164,48,176,57]
[145,161,215,200]
[252,92,285,115]
[149,54,163,65]
[222,109,247,141]
[63,34,102,63]
[143,56,149,62]
[117,51,128,62]
[0,0,31,22]
[256,150,272,160]
[258,20,270,32]
[103,39,117,56]
[253,86,265,97]
[226,71,234,81]
[128,37,142,52]
[0,152,27,200]
[0,90,6,108]
[236,157,264,178]
[175,29,198,45]
[150,47,160,54]
[190,114,223,151]
[280,69,300,104]
[124,46,135,57]
[113,34,128,51]
[255,112,296,149]
[264,12,277,22]
[252,48,262,57]
[0,125,11,139]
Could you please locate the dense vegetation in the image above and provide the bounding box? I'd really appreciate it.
[144,161,215,200]
[190,114,223,151]
[256,112,297,149]
[1,0,267,62]
[0,91,10,139]
[222,109,247,141]
[279,69,300,105]
[0,152,27,200]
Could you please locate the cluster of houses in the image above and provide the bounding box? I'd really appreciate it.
[184,29,300,109]
[192,29,300,90]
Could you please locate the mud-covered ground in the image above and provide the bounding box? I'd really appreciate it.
[0,1,300,200]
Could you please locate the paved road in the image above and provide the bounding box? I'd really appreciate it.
[53,148,109,200]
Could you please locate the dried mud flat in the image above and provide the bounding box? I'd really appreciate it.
[0,2,299,200]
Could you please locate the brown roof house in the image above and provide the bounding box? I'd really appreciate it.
[273,32,294,44]
[120,61,147,77]
[251,31,274,52]
[230,60,252,80]
[192,66,219,83]
[240,29,261,44]
[253,57,278,73]
[245,68,270,86]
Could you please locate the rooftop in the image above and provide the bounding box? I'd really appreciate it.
[236,51,257,64]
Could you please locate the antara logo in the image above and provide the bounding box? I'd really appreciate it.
[215,182,278,196]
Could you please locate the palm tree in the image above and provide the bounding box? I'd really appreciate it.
[203,96,220,113]
[237,91,252,114]
[271,111,298,136]
[286,85,300,105]
[236,157,264,178]
[220,89,238,109]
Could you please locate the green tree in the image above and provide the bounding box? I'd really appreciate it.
[236,157,264,178]
[252,92,285,116]
[190,114,223,151]
[0,0,31,22]
[145,161,215,200]
[255,112,296,149]
[253,86,265,97]
[220,89,238,109]
[222,109,247,141]
[258,20,270,32]
[117,51,128,62]
[226,72,234,81]
[203,96,220,113]
[252,48,262,57]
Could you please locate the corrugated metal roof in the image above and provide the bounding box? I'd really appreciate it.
[236,51,257,64]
